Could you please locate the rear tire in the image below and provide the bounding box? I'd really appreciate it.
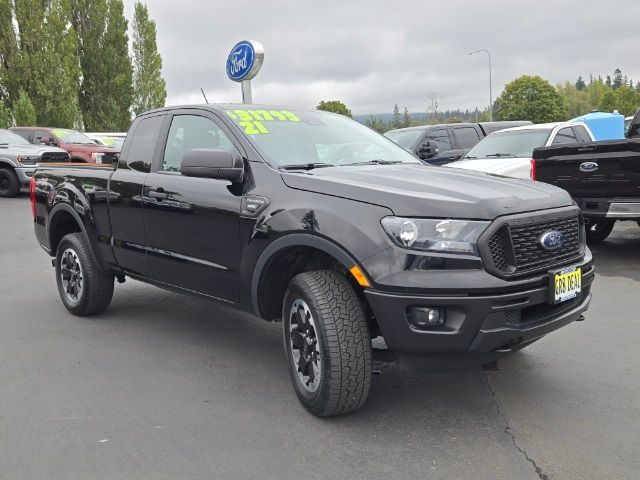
[585,219,615,243]
[55,233,114,316]
[0,168,20,198]
[283,270,372,417]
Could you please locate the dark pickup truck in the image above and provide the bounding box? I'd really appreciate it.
[533,138,640,242]
[32,104,593,416]
[384,121,531,165]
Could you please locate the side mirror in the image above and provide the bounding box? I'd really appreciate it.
[417,141,438,159]
[181,149,244,182]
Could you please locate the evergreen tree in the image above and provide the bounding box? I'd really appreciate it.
[12,89,37,126]
[612,68,623,90]
[132,2,167,116]
[605,75,612,88]
[599,90,617,112]
[403,107,410,128]
[575,76,586,91]
[72,0,134,131]
[392,104,401,128]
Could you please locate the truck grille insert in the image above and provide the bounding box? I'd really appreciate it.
[487,215,581,276]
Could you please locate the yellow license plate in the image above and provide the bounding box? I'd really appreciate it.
[553,267,582,303]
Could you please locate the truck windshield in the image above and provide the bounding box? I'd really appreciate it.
[463,129,551,159]
[52,129,98,145]
[224,108,421,168]
[0,129,30,145]
[384,129,424,149]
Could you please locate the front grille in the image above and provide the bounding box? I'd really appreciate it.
[40,152,70,163]
[487,214,582,277]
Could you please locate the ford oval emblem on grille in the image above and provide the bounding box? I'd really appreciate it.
[539,230,565,250]
[579,161,598,172]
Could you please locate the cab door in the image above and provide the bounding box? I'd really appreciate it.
[141,110,244,302]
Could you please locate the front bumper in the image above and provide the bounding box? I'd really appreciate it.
[365,260,594,373]
[15,166,35,186]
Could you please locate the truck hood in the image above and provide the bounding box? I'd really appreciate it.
[446,157,530,178]
[0,143,68,155]
[281,164,573,219]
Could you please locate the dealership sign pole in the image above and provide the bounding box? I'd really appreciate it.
[226,40,265,104]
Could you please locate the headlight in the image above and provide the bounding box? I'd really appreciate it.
[381,217,490,254]
[17,155,40,166]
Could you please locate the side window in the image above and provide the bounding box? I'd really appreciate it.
[162,115,235,172]
[424,128,452,152]
[13,130,32,142]
[552,127,578,145]
[33,130,49,144]
[452,127,481,149]
[123,115,164,173]
[573,126,592,143]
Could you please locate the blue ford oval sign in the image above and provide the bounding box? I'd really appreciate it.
[226,40,264,82]
[539,230,565,251]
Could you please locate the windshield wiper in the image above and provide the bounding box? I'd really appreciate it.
[342,159,403,166]
[485,153,516,158]
[279,162,333,171]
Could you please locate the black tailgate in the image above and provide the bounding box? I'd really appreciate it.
[533,139,640,198]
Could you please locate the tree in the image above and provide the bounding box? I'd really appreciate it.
[427,92,440,123]
[363,115,385,133]
[132,1,166,116]
[403,107,410,128]
[605,75,612,88]
[612,68,623,90]
[72,0,134,131]
[7,0,83,127]
[12,89,36,126]
[392,104,401,128]
[598,90,617,113]
[316,100,352,117]
[575,76,586,91]
[0,101,10,128]
[557,81,592,118]
[494,75,568,123]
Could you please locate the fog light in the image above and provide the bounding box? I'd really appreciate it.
[407,307,445,330]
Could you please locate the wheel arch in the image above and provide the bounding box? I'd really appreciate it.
[48,203,107,271]
[250,233,372,322]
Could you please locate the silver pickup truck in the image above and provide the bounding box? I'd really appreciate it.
[0,129,69,197]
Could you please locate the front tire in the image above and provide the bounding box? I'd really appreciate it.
[585,219,615,243]
[283,270,372,417]
[55,233,114,316]
[0,168,20,198]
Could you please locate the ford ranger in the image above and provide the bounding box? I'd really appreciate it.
[31,105,594,416]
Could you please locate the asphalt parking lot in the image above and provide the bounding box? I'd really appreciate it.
[1,195,639,480]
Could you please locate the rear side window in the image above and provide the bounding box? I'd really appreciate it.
[424,128,451,151]
[122,115,164,172]
[572,126,592,143]
[552,128,578,145]
[452,127,481,148]
[13,130,32,142]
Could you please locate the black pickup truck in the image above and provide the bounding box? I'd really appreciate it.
[533,138,640,242]
[31,104,594,416]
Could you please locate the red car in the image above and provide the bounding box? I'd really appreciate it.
[10,127,119,164]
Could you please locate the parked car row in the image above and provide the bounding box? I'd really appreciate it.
[0,126,126,197]
[384,121,531,165]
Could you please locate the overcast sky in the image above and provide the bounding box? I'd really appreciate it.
[122,0,640,115]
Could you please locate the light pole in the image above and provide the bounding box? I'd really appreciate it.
[468,49,493,121]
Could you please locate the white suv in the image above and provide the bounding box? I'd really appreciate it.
[446,122,595,179]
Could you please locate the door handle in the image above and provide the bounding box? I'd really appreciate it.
[149,188,168,200]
